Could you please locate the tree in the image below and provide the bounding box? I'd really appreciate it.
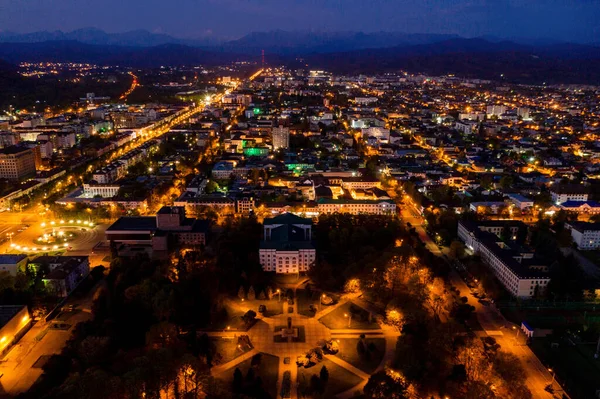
[319,365,329,390]
[364,370,409,399]
[266,286,273,300]
[232,368,243,393]
[238,286,245,300]
[310,374,322,395]
[448,240,465,260]
[247,285,256,300]
[242,310,257,326]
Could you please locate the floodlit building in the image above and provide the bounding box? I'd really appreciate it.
[0,305,31,356]
[260,213,315,274]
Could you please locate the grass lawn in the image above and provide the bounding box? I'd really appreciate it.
[334,338,386,374]
[319,302,380,330]
[297,357,363,398]
[531,338,600,399]
[297,289,340,317]
[211,337,252,364]
[218,352,280,399]
[210,297,283,330]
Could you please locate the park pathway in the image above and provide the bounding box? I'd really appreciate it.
[209,286,401,399]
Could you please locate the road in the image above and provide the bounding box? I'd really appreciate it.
[0,70,266,397]
[0,282,101,396]
[395,193,567,398]
[119,71,139,100]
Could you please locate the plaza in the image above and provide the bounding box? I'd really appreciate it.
[208,281,400,399]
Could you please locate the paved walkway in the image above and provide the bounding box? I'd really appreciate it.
[209,287,401,399]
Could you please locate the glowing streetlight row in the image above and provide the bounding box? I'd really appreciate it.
[41,220,94,227]
[10,243,69,251]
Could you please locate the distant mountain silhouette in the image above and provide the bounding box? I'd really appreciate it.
[0,28,217,47]
[216,30,460,54]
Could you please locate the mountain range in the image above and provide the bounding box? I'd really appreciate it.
[2,29,600,84]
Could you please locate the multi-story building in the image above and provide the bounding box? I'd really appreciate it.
[259,213,316,274]
[0,255,28,276]
[106,206,209,257]
[550,185,589,204]
[565,222,600,250]
[33,256,90,297]
[458,220,550,299]
[0,146,37,181]
[272,125,290,150]
[316,198,396,215]
[82,183,121,198]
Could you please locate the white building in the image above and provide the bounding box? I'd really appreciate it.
[455,120,478,135]
[550,185,589,204]
[317,198,396,215]
[506,194,534,210]
[565,222,600,250]
[83,183,120,198]
[458,221,549,299]
[259,213,315,274]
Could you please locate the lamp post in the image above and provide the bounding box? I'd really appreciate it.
[344,313,352,328]
[548,368,555,386]
[276,289,281,303]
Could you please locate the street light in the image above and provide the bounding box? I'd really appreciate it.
[276,289,281,302]
[548,368,555,385]
[344,313,352,328]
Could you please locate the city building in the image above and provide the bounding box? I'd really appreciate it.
[0,255,28,276]
[458,221,550,299]
[33,256,90,297]
[550,185,589,204]
[0,305,31,356]
[0,146,37,181]
[260,213,315,274]
[506,194,534,210]
[565,222,600,250]
[317,198,396,215]
[105,206,209,257]
[272,125,290,150]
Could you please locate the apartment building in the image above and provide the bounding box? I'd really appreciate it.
[0,146,37,181]
[550,185,589,204]
[565,221,600,250]
[458,220,550,299]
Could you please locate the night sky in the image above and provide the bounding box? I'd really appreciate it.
[1,0,599,42]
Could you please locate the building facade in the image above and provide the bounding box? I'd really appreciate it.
[259,213,315,274]
[0,146,37,181]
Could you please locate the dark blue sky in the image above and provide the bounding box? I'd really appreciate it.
[1,0,599,42]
